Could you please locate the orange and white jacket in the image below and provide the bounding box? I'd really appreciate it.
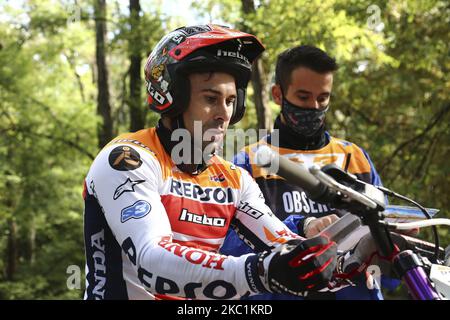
[83,125,299,300]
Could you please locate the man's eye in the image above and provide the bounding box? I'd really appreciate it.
[318,96,330,104]
[205,96,217,104]
[226,99,236,107]
[299,96,309,101]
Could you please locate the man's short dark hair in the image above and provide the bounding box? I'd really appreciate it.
[275,45,338,92]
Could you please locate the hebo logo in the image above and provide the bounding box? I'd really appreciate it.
[178,208,226,227]
[216,49,250,64]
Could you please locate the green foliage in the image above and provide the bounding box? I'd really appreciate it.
[0,0,159,299]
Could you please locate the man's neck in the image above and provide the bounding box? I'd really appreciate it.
[156,117,212,175]
[269,115,329,150]
[160,116,172,131]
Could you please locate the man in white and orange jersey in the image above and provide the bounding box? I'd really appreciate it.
[221,45,389,299]
[83,26,337,300]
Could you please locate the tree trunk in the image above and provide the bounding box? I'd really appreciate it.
[129,0,145,132]
[6,218,17,281]
[241,0,272,130]
[24,217,36,265]
[64,51,86,104]
[94,0,113,148]
[251,59,271,130]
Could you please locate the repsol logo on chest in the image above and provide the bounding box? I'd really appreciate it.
[170,179,234,204]
[217,49,250,64]
[179,208,226,227]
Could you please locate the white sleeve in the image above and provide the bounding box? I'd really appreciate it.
[86,143,255,299]
[232,167,302,251]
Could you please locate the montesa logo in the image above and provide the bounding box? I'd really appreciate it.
[179,208,226,227]
[216,49,249,64]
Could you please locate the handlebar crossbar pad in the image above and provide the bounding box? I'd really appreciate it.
[318,213,362,245]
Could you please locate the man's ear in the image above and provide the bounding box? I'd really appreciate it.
[271,84,282,106]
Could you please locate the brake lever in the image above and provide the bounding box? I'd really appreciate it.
[309,165,380,210]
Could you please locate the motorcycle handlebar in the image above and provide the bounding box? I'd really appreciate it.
[254,145,334,202]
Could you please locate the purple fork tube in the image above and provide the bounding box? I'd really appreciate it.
[403,267,439,300]
[393,250,440,300]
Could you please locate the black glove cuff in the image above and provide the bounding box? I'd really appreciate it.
[244,254,270,294]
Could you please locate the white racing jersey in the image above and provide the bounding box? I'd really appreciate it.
[83,126,300,300]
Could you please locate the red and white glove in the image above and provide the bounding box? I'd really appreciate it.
[257,236,337,295]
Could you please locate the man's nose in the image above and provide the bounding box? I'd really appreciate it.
[215,99,232,122]
[312,99,321,109]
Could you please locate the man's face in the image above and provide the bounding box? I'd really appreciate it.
[272,66,333,110]
[183,72,236,150]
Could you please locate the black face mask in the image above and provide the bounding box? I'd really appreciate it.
[281,97,329,137]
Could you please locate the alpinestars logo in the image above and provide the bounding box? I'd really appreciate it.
[217,49,250,64]
[179,208,226,227]
[113,178,145,200]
